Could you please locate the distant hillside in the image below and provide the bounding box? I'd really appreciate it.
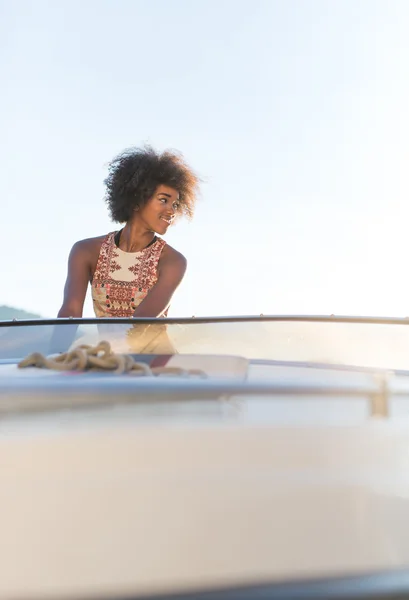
[0,305,43,320]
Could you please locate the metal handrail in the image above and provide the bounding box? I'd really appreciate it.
[2,314,409,327]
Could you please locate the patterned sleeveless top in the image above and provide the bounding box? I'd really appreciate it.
[91,232,166,318]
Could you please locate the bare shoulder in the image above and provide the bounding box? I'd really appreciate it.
[67,234,111,283]
[71,234,107,253]
[70,235,110,265]
[160,243,187,270]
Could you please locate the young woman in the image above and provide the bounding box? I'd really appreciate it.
[57,146,200,319]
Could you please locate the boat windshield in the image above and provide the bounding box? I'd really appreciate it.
[1,316,409,372]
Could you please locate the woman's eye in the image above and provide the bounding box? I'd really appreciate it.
[159,197,166,203]
[173,203,180,210]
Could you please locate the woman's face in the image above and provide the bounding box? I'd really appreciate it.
[138,185,180,235]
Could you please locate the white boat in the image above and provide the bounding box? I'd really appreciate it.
[1,315,409,600]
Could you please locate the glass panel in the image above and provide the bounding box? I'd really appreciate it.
[1,318,409,372]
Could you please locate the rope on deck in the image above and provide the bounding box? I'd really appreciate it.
[18,341,205,378]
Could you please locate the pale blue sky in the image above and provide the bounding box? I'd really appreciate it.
[1,0,409,318]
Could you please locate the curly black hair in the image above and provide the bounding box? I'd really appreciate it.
[104,146,200,223]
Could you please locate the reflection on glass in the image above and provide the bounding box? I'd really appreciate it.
[1,318,409,372]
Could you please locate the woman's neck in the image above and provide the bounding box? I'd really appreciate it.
[118,221,155,252]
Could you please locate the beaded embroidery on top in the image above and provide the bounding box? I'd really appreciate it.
[91,232,166,318]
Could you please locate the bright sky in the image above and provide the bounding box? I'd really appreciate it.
[1,0,409,318]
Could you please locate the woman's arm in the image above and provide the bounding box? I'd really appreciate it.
[132,247,187,318]
[57,240,93,318]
